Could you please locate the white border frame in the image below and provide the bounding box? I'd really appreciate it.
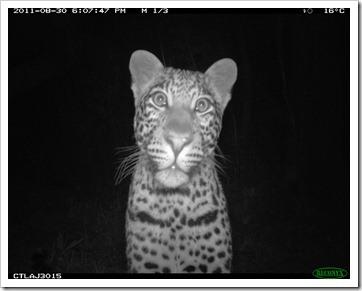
[1,0,358,288]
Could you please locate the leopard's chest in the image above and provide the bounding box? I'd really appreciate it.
[125,164,232,273]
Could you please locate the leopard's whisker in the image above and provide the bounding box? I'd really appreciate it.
[114,146,144,185]
[214,145,230,162]
[114,145,140,155]
[208,153,227,177]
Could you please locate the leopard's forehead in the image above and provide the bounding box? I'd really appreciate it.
[153,67,211,103]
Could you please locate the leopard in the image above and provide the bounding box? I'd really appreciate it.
[120,50,237,273]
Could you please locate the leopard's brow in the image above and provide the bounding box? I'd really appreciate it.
[153,68,211,99]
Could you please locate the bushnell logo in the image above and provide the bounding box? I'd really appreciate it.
[312,267,348,279]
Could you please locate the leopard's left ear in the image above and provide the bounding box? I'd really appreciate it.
[205,58,237,111]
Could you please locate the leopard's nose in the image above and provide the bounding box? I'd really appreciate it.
[165,131,193,154]
[164,116,193,154]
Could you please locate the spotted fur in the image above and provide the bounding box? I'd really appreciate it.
[123,50,237,273]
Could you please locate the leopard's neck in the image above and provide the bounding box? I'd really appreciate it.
[128,160,224,217]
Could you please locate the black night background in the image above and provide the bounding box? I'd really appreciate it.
[8,9,349,277]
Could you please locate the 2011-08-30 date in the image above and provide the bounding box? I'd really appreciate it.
[12,8,169,14]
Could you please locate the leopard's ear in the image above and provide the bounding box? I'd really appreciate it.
[129,50,164,101]
[205,58,237,111]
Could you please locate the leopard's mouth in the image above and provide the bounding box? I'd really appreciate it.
[154,165,190,188]
[166,163,185,172]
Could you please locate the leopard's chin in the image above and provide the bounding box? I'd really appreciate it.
[155,167,190,188]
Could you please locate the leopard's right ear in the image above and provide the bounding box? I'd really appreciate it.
[129,50,164,101]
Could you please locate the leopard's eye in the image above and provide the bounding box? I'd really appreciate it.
[195,98,211,113]
[152,92,168,107]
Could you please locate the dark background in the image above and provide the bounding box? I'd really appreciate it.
[9,9,349,276]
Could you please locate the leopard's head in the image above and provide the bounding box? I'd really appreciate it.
[129,50,237,188]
